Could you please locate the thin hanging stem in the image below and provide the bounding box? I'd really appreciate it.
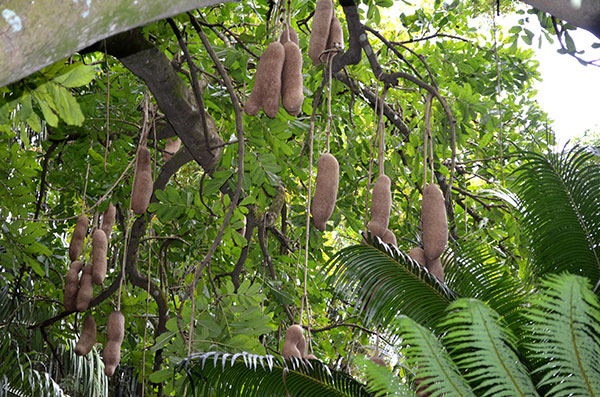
[364,83,381,229]
[325,57,334,153]
[117,211,129,311]
[429,111,434,185]
[141,230,152,397]
[377,86,389,177]
[493,14,504,185]
[300,114,315,326]
[118,94,150,311]
[81,144,92,214]
[103,42,111,172]
[423,95,432,190]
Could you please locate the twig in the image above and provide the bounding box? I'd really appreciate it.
[167,18,213,157]
[34,141,59,219]
[178,15,246,343]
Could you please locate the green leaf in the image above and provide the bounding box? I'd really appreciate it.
[442,299,539,396]
[148,369,172,383]
[525,274,600,396]
[53,63,96,88]
[47,82,84,125]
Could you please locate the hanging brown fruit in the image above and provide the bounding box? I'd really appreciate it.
[101,203,116,239]
[281,41,304,116]
[244,42,285,118]
[308,0,334,65]
[426,256,445,282]
[163,137,181,162]
[91,229,108,285]
[63,260,83,311]
[103,311,125,377]
[408,247,426,267]
[281,324,307,359]
[76,264,93,312]
[69,215,89,261]
[311,153,339,231]
[279,25,299,46]
[369,356,386,366]
[381,229,397,246]
[421,184,448,261]
[74,314,97,356]
[326,13,344,51]
[131,146,153,215]
[367,175,391,238]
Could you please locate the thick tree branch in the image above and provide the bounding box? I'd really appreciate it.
[0,0,233,88]
[84,29,223,173]
[334,72,410,139]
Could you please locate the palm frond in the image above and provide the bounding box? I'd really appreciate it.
[525,274,600,396]
[0,333,66,397]
[323,236,457,332]
[443,237,528,334]
[355,356,413,397]
[442,299,538,397]
[177,351,372,396]
[397,316,475,397]
[60,339,108,397]
[512,146,600,282]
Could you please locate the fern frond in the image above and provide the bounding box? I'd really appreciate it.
[512,146,600,282]
[442,299,538,397]
[355,356,412,397]
[443,237,529,334]
[177,351,372,396]
[397,316,475,397]
[324,236,457,332]
[525,274,600,396]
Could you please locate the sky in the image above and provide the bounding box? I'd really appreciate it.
[498,11,600,146]
[383,3,600,146]
[527,27,600,145]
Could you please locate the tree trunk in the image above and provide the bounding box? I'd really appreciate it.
[520,0,600,39]
[0,0,231,87]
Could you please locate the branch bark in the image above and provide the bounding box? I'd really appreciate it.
[0,0,233,87]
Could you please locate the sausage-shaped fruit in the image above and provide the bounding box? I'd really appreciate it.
[163,137,181,162]
[408,247,427,267]
[244,42,285,118]
[281,41,304,116]
[75,314,97,356]
[369,356,386,366]
[131,146,153,215]
[69,215,89,261]
[311,153,339,231]
[308,0,334,65]
[282,324,307,359]
[367,175,391,238]
[76,264,93,312]
[91,229,108,285]
[326,13,344,51]
[426,256,445,282]
[101,203,116,239]
[63,260,83,311]
[421,184,448,261]
[103,311,125,376]
[279,25,299,46]
[381,229,397,246]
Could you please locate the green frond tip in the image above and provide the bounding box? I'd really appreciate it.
[176,351,372,396]
[441,299,539,397]
[397,316,475,397]
[512,146,600,282]
[323,235,457,333]
[525,274,600,397]
[355,356,413,397]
